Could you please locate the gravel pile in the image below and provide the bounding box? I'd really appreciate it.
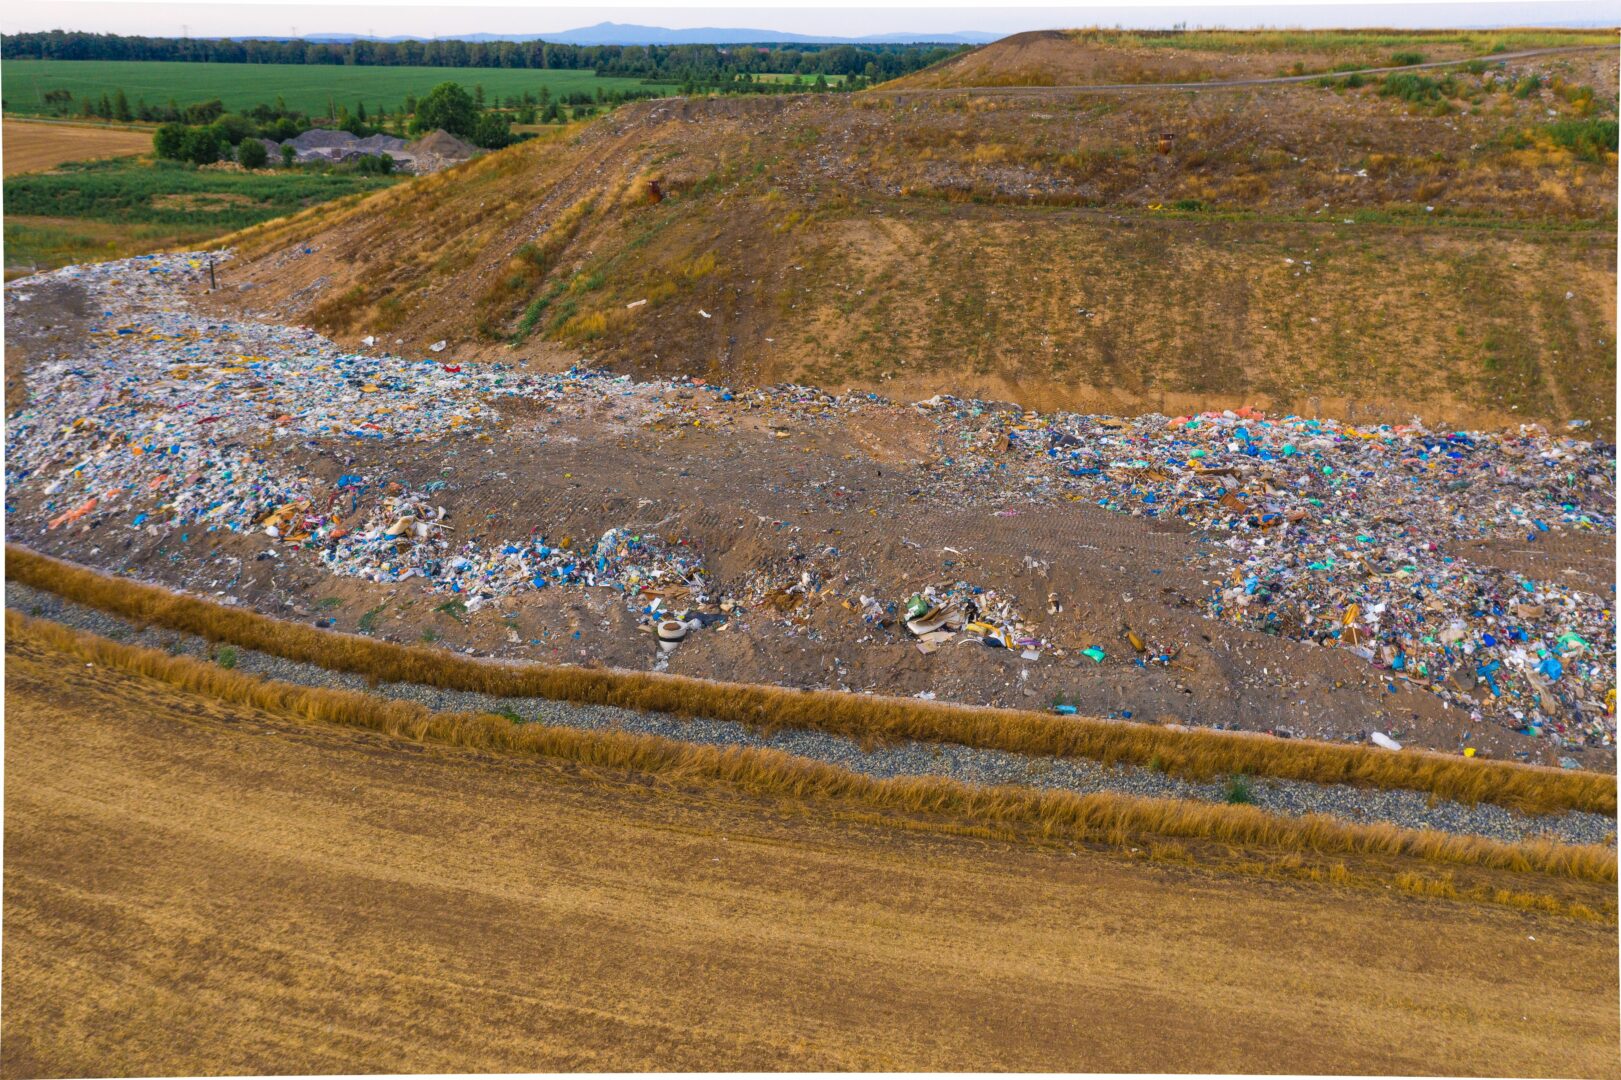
[8,581,1613,847]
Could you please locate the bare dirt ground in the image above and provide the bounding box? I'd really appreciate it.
[2,118,151,176]
[4,633,1616,1076]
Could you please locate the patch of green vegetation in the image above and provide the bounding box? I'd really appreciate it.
[1389,51,1426,66]
[4,158,398,227]
[4,216,216,274]
[316,596,343,610]
[1224,774,1256,804]
[510,281,565,343]
[434,599,468,622]
[1545,118,1618,161]
[357,604,386,633]
[214,645,239,669]
[420,627,439,643]
[1379,72,1457,103]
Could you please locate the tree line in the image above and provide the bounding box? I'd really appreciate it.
[1,31,963,82]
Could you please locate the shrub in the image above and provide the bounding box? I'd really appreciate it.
[237,139,268,169]
[1512,74,1542,99]
[215,645,239,669]
[1380,73,1451,103]
[349,153,395,175]
[1390,51,1425,66]
[152,122,187,160]
[472,110,514,149]
[179,126,224,165]
[209,112,253,146]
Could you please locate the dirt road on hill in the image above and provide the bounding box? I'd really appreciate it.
[3,634,1617,1075]
[879,44,1616,95]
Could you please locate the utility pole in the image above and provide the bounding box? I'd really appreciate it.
[207,255,216,290]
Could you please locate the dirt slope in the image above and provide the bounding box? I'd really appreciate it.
[213,54,1617,431]
[4,633,1617,1075]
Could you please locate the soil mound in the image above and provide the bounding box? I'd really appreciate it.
[407,129,477,159]
[894,30,1109,88]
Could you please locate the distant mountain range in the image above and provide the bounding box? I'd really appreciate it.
[280,23,1000,46]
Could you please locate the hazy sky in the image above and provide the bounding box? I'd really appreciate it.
[4,0,1614,38]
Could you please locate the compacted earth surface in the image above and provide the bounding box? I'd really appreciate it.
[4,628,1618,1076]
[4,252,1615,771]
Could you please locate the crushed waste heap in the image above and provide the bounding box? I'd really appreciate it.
[5,251,1615,752]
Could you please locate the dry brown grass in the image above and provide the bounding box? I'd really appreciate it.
[7,607,1615,886]
[2,119,152,177]
[9,544,1613,818]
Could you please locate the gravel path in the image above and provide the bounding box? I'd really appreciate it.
[8,581,1613,847]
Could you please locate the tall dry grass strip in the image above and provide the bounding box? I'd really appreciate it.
[7,543,1614,817]
[8,608,1616,886]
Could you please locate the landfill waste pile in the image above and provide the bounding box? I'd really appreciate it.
[4,251,1615,752]
[4,253,724,646]
[903,582,1044,658]
[892,397,1616,750]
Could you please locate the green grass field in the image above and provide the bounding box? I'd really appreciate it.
[4,157,397,273]
[2,60,673,117]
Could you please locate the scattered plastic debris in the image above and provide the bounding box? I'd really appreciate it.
[5,251,1615,748]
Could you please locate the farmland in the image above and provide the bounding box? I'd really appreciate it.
[2,117,151,175]
[1,59,673,118]
[4,157,397,273]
